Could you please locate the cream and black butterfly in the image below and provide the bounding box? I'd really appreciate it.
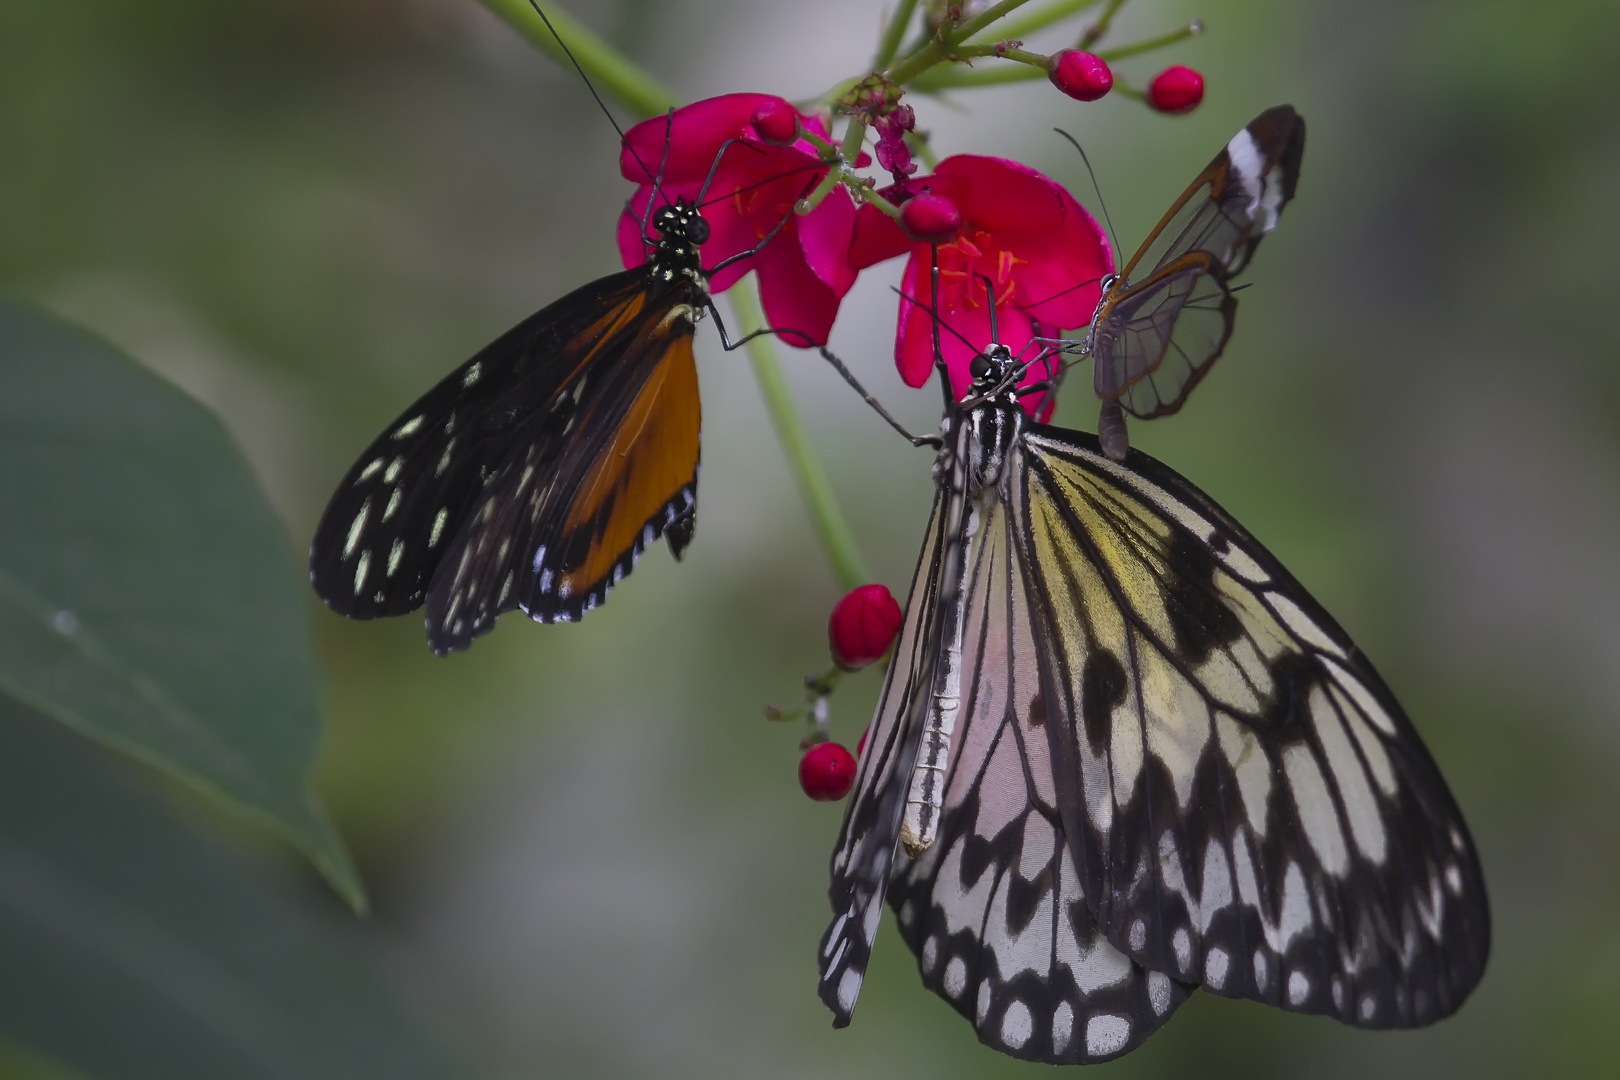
[1064,104,1305,461]
[813,122,1488,1066]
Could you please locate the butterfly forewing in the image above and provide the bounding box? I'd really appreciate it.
[818,489,949,1024]
[885,475,1191,1063]
[311,265,707,654]
[1018,425,1489,1027]
[423,285,703,652]
[1091,106,1305,418]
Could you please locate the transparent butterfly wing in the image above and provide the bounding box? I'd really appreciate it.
[885,472,1190,1063]
[1091,106,1304,418]
[1017,424,1489,1026]
[1094,260,1236,418]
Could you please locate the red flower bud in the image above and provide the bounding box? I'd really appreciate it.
[1146,65,1205,114]
[899,193,962,245]
[1047,49,1113,102]
[750,98,800,145]
[800,742,857,801]
[828,584,904,669]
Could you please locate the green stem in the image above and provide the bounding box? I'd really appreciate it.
[950,0,1041,42]
[874,0,921,68]
[1097,21,1203,61]
[964,0,1104,44]
[728,280,869,591]
[1078,0,1129,50]
[857,185,903,219]
[884,0,1038,86]
[912,62,1047,91]
[480,0,676,117]
[950,44,1050,67]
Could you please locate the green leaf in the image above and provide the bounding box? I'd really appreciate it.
[0,696,455,1080]
[0,292,361,907]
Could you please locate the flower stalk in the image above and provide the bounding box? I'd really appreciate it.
[728,279,870,592]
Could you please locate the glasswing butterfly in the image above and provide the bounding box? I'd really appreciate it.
[812,110,1488,1064]
[1068,104,1305,460]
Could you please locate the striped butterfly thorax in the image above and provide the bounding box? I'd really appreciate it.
[1082,105,1305,460]
[816,351,1487,1060]
[309,191,716,655]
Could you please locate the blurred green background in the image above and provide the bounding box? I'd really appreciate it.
[3,0,1618,1076]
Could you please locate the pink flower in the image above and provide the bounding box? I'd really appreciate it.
[617,93,860,347]
[850,155,1113,419]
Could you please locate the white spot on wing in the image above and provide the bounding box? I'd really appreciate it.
[343,499,372,560]
[1173,928,1191,972]
[1084,1014,1130,1059]
[921,935,939,974]
[1288,970,1310,1006]
[1224,129,1265,221]
[392,415,423,439]
[429,508,448,548]
[462,360,482,387]
[836,969,861,1014]
[1147,971,1172,1016]
[352,550,371,595]
[1000,1000,1032,1050]
[1204,946,1229,989]
[976,979,992,1024]
[387,539,404,577]
[1052,1001,1073,1055]
[357,457,384,482]
[943,957,967,998]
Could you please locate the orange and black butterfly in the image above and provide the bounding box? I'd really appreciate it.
[309,22,809,654]
[1074,105,1304,459]
[310,197,710,654]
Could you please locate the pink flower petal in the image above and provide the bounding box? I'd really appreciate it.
[798,186,858,298]
[849,201,913,271]
[757,222,838,347]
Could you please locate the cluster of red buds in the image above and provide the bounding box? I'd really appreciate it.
[788,584,903,801]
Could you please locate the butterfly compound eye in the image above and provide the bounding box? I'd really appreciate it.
[969,354,993,380]
[686,215,710,245]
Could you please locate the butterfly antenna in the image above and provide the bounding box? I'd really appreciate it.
[524,0,668,205]
[1053,128,1122,265]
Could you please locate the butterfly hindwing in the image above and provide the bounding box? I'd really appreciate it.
[1017,424,1489,1027]
[886,476,1191,1063]
[1091,105,1305,418]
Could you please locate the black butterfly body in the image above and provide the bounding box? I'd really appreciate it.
[816,351,1488,1058]
[310,200,711,654]
[1079,105,1305,460]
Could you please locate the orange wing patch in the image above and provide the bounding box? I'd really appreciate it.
[556,330,701,596]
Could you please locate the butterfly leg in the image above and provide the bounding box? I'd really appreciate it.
[817,346,943,448]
